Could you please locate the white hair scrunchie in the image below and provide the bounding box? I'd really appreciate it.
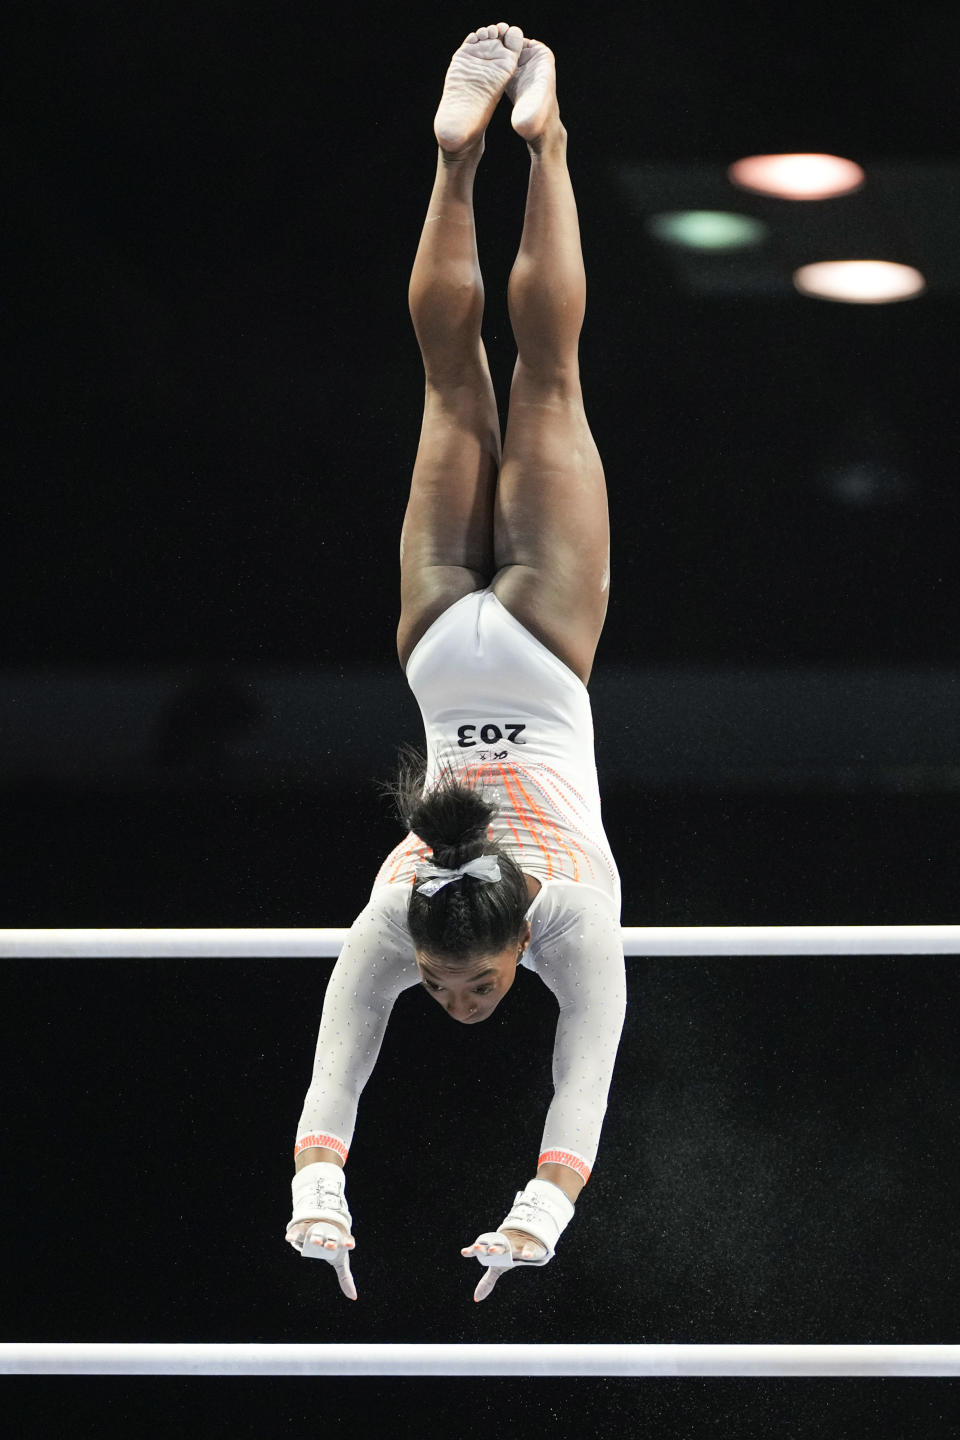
[414,854,502,897]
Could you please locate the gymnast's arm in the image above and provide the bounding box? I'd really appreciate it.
[286,887,418,1256]
[528,883,627,1190]
[462,883,627,1295]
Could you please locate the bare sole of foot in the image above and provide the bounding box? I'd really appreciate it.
[434,22,524,153]
[505,36,559,142]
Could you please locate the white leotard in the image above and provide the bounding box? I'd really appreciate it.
[294,589,626,1184]
[375,587,620,907]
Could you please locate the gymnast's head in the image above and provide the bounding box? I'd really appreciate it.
[379,745,531,1024]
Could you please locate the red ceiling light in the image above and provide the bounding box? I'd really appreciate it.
[728,153,865,200]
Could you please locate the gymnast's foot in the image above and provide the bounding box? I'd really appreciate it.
[434,22,524,155]
[505,36,560,145]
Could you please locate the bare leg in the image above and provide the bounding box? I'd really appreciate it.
[397,24,523,672]
[493,43,610,687]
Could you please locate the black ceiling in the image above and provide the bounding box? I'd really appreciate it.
[7,3,958,666]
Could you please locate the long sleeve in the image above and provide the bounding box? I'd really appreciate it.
[293,884,419,1162]
[523,881,627,1184]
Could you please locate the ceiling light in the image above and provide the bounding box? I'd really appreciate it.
[793,260,926,303]
[646,210,768,251]
[728,153,865,200]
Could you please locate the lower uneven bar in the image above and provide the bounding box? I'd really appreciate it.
[1,1344,959,1377]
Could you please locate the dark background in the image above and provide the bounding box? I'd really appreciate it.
[4,2,960,1433]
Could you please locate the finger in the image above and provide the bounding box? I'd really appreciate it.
[307,1227,348,1249]
[464,1233,515,1280]
[303,1222,354,1257]
[337,1252,358,1302]
[299,1223,358,1299]
[474,1267,502,1302]
[305,1226,334,1254]
[461,1238,507,1258]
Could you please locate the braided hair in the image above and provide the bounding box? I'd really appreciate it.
[378,743,529,963]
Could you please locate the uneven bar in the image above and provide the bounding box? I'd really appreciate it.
[2,926,959,958]
[1,1343,958,1377]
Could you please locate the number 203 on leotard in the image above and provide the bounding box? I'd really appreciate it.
[457,722,528,748]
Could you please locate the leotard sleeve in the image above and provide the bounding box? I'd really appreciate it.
[522,881,627,1184]
[293,884,419,1163]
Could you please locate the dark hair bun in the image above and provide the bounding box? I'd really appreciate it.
[378,744,530,963]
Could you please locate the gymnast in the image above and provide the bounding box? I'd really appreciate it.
[285,22,626,1302]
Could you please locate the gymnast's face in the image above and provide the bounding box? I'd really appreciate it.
[416,921,532,1024]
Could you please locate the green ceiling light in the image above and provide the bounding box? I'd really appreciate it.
[645,210,768,252]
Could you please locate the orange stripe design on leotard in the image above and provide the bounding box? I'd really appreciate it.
[378,834,429,886]
[518,762,615,888]
[491,763,561,878]
[484,759,594,883]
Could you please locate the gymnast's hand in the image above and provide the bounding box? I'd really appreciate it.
[286,1215,357,1300]
[286,1161,358,1300]
[461,1226,548,1302]
[461,1177,577,1302]
[462,1177,580,1302]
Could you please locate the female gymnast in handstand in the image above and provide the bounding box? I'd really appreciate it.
[285,22,626,1302]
